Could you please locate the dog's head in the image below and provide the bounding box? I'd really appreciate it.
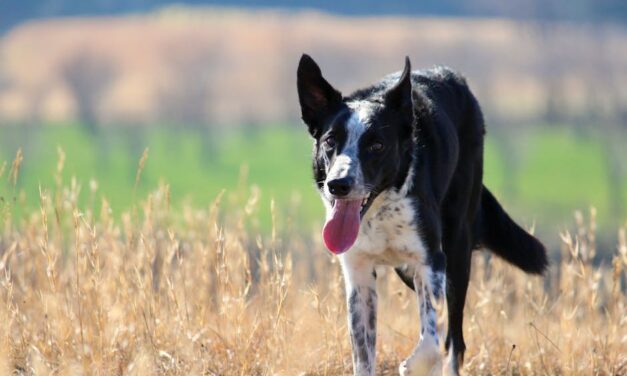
[297,54,415,254]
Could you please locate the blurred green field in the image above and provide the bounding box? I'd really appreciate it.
[1,124,625,234]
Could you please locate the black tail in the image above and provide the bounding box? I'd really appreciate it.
[478,187,548,274]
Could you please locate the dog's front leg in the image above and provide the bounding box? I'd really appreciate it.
[340,255,377,376]
[399,252,447,376]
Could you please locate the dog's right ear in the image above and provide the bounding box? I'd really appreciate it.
[297,54,342,138]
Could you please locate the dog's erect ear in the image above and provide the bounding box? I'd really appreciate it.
[297,54,342,138]
[384,56,413,112]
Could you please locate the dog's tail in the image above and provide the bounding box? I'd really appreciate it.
[478,187,548,274]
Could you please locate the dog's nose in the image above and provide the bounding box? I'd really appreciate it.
[327,177,353,197]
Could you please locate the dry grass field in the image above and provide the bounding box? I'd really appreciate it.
[0,152,626,376]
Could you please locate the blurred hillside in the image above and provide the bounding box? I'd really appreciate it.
[1,7,626,128]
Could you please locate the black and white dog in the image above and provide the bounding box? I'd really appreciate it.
[297,55,547,375]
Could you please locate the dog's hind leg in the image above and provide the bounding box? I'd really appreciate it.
[340,255,378,376]
[442,230,472,376]
[399,251,447,376]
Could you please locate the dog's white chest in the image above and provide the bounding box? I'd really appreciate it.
[352,191,427,266]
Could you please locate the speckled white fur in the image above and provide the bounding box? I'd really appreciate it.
[356,190,425,263]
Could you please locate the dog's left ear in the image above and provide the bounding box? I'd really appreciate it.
[384,56,413,115]
[297,54,342,138]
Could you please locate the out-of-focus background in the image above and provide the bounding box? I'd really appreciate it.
[0,0,625,250]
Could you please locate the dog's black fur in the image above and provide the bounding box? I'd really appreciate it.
[297,54,547,372]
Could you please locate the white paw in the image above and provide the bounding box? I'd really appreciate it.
[442,350,460,376]
[398,343,442,376]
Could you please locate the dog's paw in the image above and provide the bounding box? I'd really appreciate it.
[441,350,461,376]
[398,343,442,376]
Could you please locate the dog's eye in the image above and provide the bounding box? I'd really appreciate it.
[368,142,385,153]
[323,136,336,149]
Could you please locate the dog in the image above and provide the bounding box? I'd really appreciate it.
[296,54,548,375]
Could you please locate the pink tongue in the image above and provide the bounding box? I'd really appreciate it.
[323,199,362,254]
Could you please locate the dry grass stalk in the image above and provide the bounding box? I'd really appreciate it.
[8,148,23,189]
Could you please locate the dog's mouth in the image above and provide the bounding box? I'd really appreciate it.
[359,192,375,218]
[329,192,374,217]
[323,192,376,255]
